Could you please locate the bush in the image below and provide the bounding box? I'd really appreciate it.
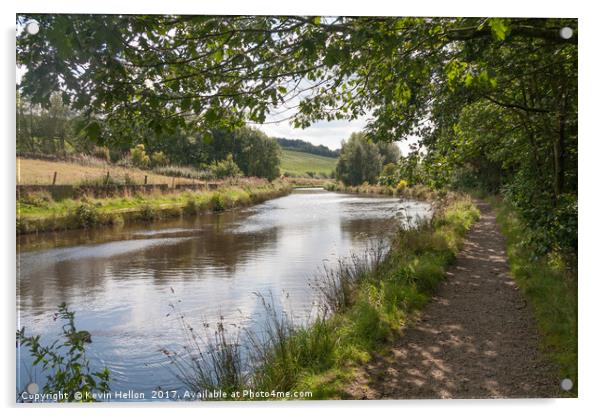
[150,151,169,167]
[137,204,158,221]
[17,303,110,402]
[73,203,99,228]
[130,144,150,169]
[378,163,399,186]
[210,193,226,212]
[396,179,408,193]
[210,154,242,179]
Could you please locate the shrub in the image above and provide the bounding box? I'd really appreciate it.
[184,199,199,215]
[130,144,150,169]
[210,154,242,179]
[17,303,110,402]
[378,163,399,186]
[150,151,169,167]
[210,193,226,212]
[396,179,408,193]
[73,203,99,228]
[137,204,158,221]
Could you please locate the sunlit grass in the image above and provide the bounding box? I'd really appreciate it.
[490,197,577,396]
[17,181,292,233]
[280,149,337,177]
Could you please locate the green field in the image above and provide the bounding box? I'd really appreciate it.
[280,149,337,177]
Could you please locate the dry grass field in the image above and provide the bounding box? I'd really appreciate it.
[17,158,199,185]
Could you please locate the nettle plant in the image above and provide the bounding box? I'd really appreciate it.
[17,303,110,402]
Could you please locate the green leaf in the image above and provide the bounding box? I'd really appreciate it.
[488,18,511,41]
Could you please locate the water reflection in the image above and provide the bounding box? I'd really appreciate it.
[17,189,431,398]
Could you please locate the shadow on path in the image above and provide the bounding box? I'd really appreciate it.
[346,201,559,399]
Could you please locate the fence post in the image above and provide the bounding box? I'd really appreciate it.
[52,171,57,185]
[105,171,110,186]
[144,175,148,185]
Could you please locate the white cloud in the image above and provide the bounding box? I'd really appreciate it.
[256,117,368,151]
[256,116,419,155]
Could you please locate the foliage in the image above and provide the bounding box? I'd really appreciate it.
[378,163,399,186]
[336,132,382,186]
[72,202,99,228]
[232,127,281,180]
[16,303,110,402]
[18,180,292,233]
[19,190,54,208]
[130,144,150,169]
[396,179,408,193]
[17,15,576,254]
[210,193,226,212]
[376,142,401,166]
[150,150,169,167]
[210,154,243,179]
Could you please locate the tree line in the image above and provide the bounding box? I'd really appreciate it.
[17,92,281,180]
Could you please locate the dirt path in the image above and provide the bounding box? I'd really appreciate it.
[346,201,559,399]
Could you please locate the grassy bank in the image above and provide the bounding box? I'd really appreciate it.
[325,181,443,201]
[168,193,480,399]
[490,198,578,396]
[17,180,292,234]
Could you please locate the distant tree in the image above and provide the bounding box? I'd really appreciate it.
[336,132,382,186]
[376,142,401,166]
[17,92,74,155]
[232,127,281,180]
[275,138,339,158]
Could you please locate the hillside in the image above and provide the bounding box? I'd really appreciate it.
[276,138,339,158]
[280,149,337,177]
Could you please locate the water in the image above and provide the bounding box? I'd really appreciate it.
[16,188,431,400]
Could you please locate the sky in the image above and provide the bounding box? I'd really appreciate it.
[257,117,368,151]
[257,116,417,154]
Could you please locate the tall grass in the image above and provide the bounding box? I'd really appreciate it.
[17,181,292,234]
[167,194,480,399]
[324,181,443,201]
[164,300,248,397]
[153,165,213,180]
[491,198,577,396]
